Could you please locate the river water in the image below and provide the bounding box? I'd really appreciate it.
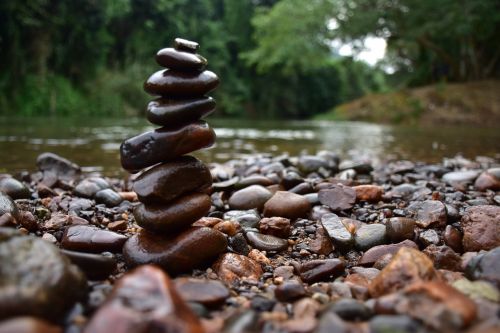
[0,117,498,176]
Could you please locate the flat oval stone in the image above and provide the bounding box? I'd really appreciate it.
[133,156,212,204]
[228,185,273,211]
[318,185,356,211]
[61,249,117,280]
[147,97,215,127]
[298,259,345,283]
[120,121,216,172]
[174,278,230,308]
[123,227,227,275]
[144,69,219,97]
[0,177,30,199]
[263,191,311,220]
[358,240,418,266]
[61,225,128,253]
[84,265,204,333]
[156,48,207,71]
[95,189,123,207]
[0,228,86,321]
[174,38,199,53]
[354,224,387,251]
[134,193,211,233]
[245,231,288,252]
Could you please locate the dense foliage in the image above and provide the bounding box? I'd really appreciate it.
[0,0,497,118]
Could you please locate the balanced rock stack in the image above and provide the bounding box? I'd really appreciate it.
[120,38,227,274]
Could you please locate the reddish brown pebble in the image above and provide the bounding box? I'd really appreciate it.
[358,240,418,266]
[298,259,345,283]
[263,191,311,220]
[213,253,263,284]
[369,247,439,297]
[318,184,356,211]
[354,185,383,202]
[461,205,500,251]
[84,265,204,333]
[259,217,291,238]
[61,225,128,253]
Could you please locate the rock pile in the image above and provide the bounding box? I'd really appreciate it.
[120,38,227,273]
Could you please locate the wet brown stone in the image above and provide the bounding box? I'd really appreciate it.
[308,227,333,255]
[0,317,62,333]
[263,191,311,220]
[61,249,117,280]
[133,156,212,204]
[18,211,38,231]
[354,185,383,202]
[444,225,463,253]
[298,259,345,283]
[358,240,418,266]
[134,193,211,233]
[174,278,230,308]
[84,265,204,333]
[144,69,219,97]
[259,217,291,238]
[407,200,447,228]
[61,225,128,253]
[369,247,439,297]
[423,244,462,271]
[474,169,500,191]
[213,252,263,284]
[275,280,307,302]
[146,97,215,127]
[461,205,500,251]
[228,185,273,211]
[0,213,16,227]
[156,47,207,71]
[385,217,416,242]
[402,281,477,329]
[123,227,227,275]
[318,185,356,211]
[120,121,215,172]
[174,38,199,53]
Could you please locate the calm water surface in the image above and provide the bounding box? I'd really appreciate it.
[0,117,498,176]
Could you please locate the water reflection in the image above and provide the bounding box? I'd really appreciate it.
[0,117,498,176]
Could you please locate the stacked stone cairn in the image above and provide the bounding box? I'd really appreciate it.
[120,38,227,274]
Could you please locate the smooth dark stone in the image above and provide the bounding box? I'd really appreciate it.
[74,177,110,198]
[0,192,20,221]
[174,38,199,53]
[146,97,215,126]
[36,152,81,181]
[229,233,250,255]
[297,155,328,173]
[274,280,307,302]
[174,278,230,308]
[123,227,227,275]
[156,48,207,71]
[386,217,416,242]
[95,189,123,207]
[321,213,354,251]
[133,156,212,204]
[61,225,128,253]
[0,177,30,199]
[0,228,86,321]
[133,193,211,233]
[328,298,373,321]
[84,265,204,333]
[144,69,219,97]
[224,209,260,229]
[120,121,215,172]
[298,259,345,283]
[61,249,117,280]
[228,185,273,211]
[245,231,288,252]
[354,224,387,251]
[263,191,311,220]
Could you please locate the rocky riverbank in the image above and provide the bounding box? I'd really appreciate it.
[0,151,499,333]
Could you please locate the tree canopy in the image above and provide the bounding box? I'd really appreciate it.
[0,0,497,118]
